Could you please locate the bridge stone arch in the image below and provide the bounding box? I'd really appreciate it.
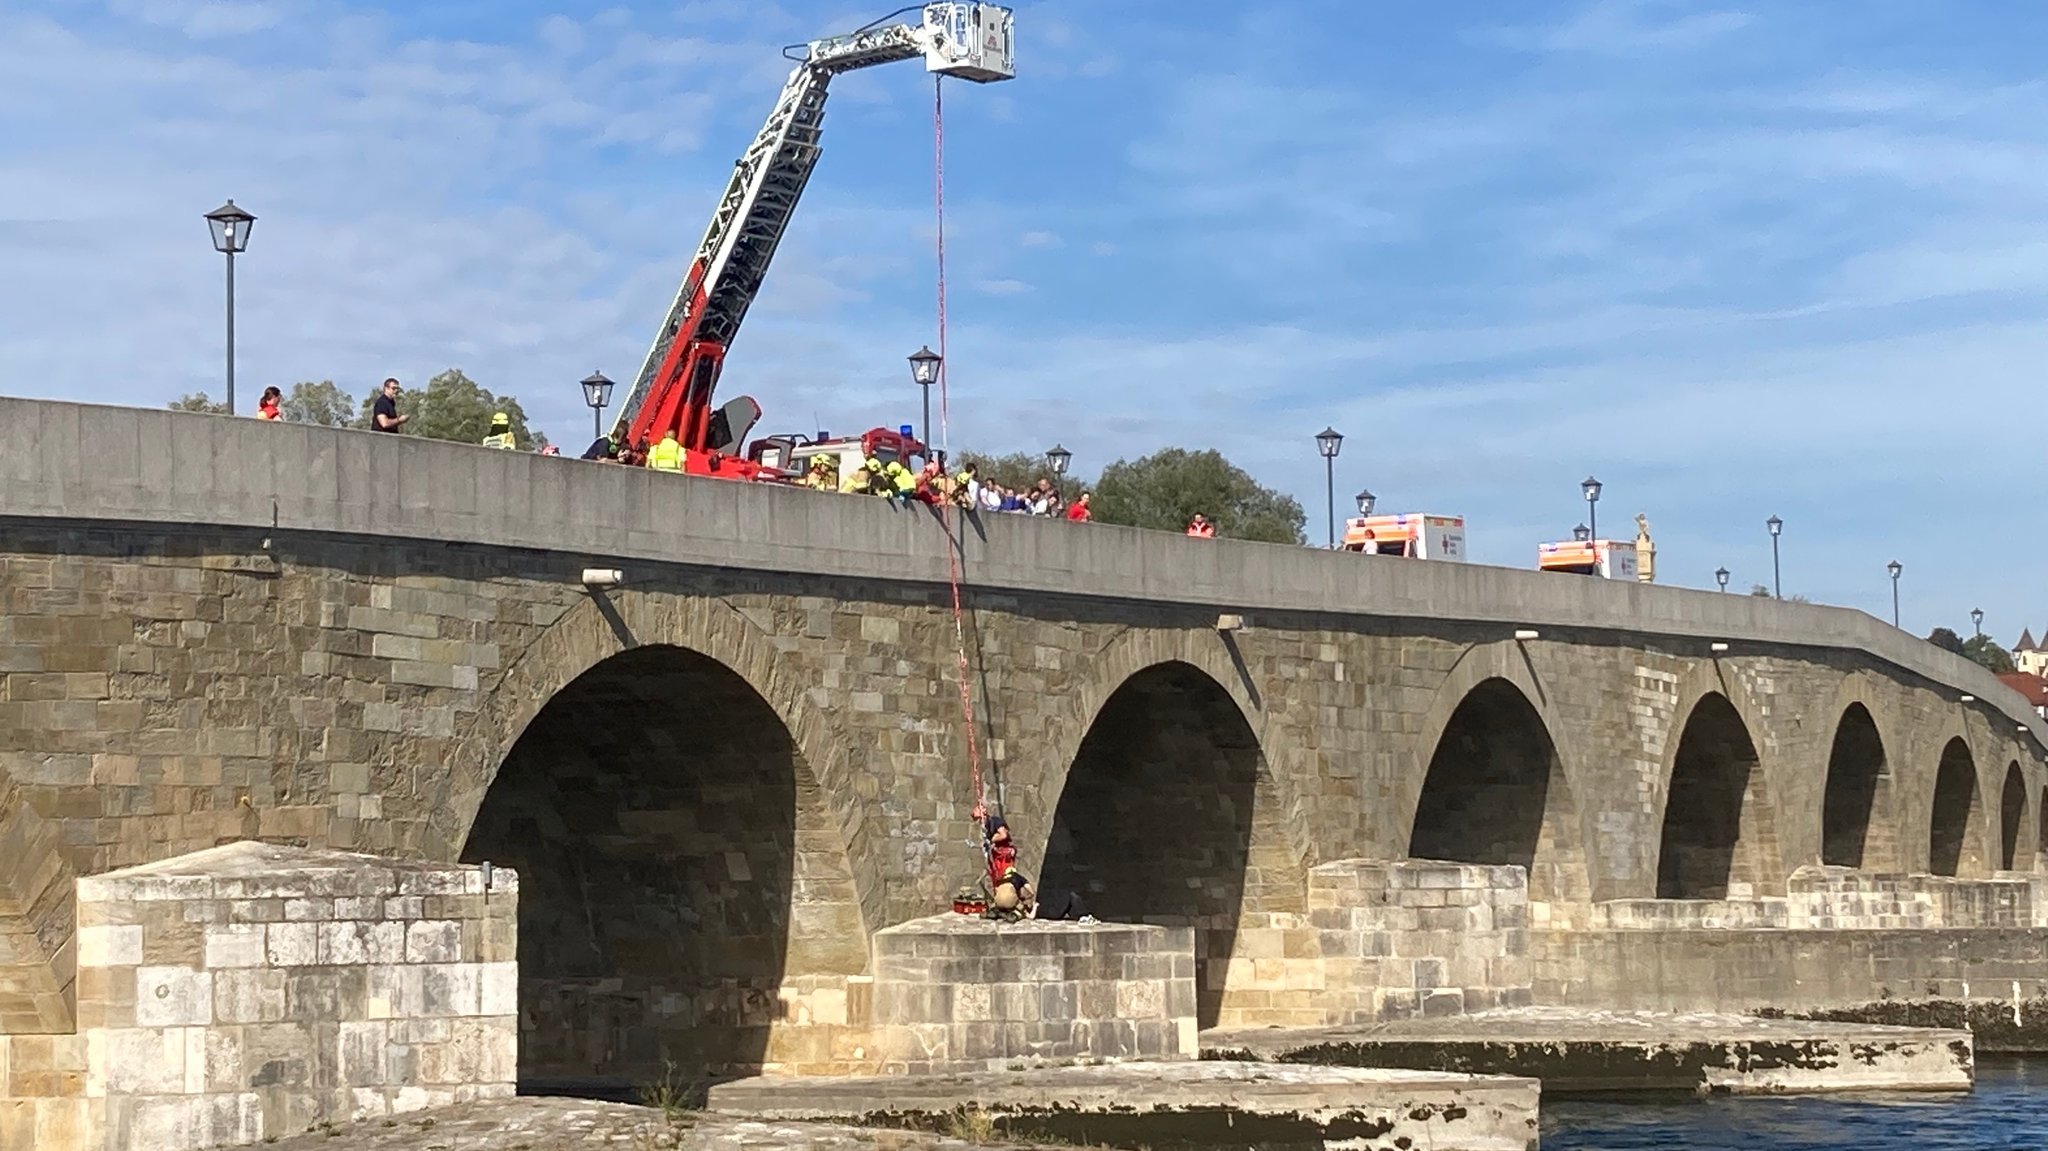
[1818,690,1901,872]
[1037,628,1301,1030]
[1926,735,1990,878]
[1652,666,1786,899]
[438,592,882,929]
[1402,640,1591,914]
[2000,760,2028,872]
[440,592,875,1089]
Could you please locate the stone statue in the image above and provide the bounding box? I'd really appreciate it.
[1635,513,1656,584]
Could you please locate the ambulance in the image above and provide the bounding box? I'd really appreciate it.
[1538,538,1639,580]
[1342,514,1468,561]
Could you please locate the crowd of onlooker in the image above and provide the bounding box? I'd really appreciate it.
[246,385,1233,532]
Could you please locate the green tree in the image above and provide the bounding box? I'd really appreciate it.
[282,380,356,427]
[1091,447,1305,544]
[169,392,229,414]
[359,369,546,448]
[1961,634,2016,674]
[1927,627,1967,656]
[1750,584,1772,597]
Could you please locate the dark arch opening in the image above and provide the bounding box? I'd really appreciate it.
[1408,677,1583,906]
[1657,693,1775,899]
[1820,704,1893,869]
[2000,762,2027,872]
[1928,738,1982,877]
[1041,662,1275,1029]
[461,644,865,1095]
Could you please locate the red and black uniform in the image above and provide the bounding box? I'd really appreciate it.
[984,815,1024,893]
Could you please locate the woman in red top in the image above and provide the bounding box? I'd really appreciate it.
[255,386,283,420]
[1065,492,1092,521]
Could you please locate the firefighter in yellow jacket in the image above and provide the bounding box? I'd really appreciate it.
[481,412,517,450]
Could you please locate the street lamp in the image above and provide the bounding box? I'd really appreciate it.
[580,371,615,443]
[1355,489,1376,517]
[1887,560,1903,628]
[1316,427,1344,549]
[1045,443,1071,477]
[1572,523,1591,543]
[204,199,256,414]
[1766,515,1784,598]
[1581,476,1602,542]
[1715,567,1730,593]
[1971,607,1984,639]
[908,345,942,446]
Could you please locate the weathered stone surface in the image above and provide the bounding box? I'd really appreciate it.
[708,1060,1541,1151]
[250,1097,1053,1151]
[869,916,1196,1074]
[0,843,515,1151]
[1205,1006,1974,1095]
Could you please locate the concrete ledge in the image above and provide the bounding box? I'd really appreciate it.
[1205,1008,1974,1096]
[2,396,2041,748]
[707,1060,1541,1151]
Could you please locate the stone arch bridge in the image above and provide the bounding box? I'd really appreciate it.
[3,399,2045,1082]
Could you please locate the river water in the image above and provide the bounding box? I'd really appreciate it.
[1542,1056,2048,1149]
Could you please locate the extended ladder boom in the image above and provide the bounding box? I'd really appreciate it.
[615,3,1014,460]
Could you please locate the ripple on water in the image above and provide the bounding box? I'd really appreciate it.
[1541,1056,2048,1151]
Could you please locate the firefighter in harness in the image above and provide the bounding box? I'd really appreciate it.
[973,805,1094,923]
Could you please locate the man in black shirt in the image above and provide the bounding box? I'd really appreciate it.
[372,378,408,433]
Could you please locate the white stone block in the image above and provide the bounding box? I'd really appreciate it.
[479,962,518,1017]
[135,967,215,1027]
[339,1021,390,1085]
[421,964,481,1017]
[266,922,320,967]
[204,925,267,969]
[77,924,143,968]
[405,920,462,964]
[90,1026,186,1094]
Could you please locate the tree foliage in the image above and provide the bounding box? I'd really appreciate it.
[168,392,229,414]
[1961,634,2016,674]
[282,380,356,427]
[358,369,545,448]
[1750,584,1771,597]
[1927,627,1967,656]
[1091,447,1305,544]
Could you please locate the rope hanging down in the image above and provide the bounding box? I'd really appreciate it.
[932,75,987,819]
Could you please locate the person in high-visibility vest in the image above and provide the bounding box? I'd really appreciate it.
[481,412,516,450]
[649,430,684,471]
[1186,513,1215,538]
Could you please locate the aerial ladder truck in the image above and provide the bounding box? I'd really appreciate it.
[609,4,1016,480]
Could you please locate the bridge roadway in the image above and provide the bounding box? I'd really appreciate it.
[2,396,2046,1081]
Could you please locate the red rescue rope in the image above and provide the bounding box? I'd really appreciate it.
[933,75,987,821]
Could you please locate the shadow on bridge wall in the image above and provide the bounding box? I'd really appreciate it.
[459,643,866,1094]
[1657,693,1783,899]
[1040,660,1294,1029]
[1407,676,1588,912]
[1821,703,1896,871]
[1930,737,1987,877]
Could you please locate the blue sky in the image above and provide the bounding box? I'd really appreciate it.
[4,0,2046,641]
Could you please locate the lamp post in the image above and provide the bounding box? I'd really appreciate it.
[204,200,256,414]
[580,371,615,443]
[1581,476,1602,542]
[908,345,942,446]
[1887,560,1903,628]
[1715,567,1730,593]
[1045,443,1071,478]
[1766,515,1784,598]
[1316,427,1344,549]
[1355,490,1376,517]
[1971,607,1984,640]
[1573,523,1591,543]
